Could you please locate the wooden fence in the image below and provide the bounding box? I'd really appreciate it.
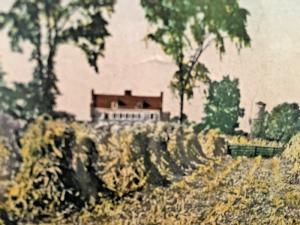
[227,144,284,158]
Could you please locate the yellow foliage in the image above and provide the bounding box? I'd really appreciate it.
[198,129,226,158]
[5,118,300,224]
[284,191,300,208]
[283,133,300,163]
[282,133,300,183]
[226,135,283,148]
[4,119,80,222]
[0,139,10,178]
[97,129,148,197]
[0,139,11,206]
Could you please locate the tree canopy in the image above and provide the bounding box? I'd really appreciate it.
[265,103,300,143]
[200,76,244,134]
[141,0,251,123]
[0,0,115,121]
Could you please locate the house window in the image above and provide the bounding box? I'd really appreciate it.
[111,101,119,109]
[150,114,154,120]
[136,101,144,109]
[113,113,117,119]
[104,113,109,120]
[126,113,129,119]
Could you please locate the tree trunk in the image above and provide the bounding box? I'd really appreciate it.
[179,90,184,124]
[45,15,59,115]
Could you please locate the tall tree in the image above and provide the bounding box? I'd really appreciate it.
[0,0,115,120]
[200,76,244,134]
[141,0,251,123]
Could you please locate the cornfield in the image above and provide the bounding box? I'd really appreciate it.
[1,119,300,224]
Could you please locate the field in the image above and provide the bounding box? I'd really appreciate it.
[1,120,300,225]
[59,155,300,225]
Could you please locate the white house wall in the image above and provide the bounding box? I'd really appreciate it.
[93,107,161,123]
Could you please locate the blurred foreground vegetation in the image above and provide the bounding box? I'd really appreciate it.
[0,117,300,224]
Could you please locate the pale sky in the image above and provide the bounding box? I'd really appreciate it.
[0,0,300,130]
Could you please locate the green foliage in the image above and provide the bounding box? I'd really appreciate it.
[0,66,15,117]
[265,103,300,143]
[201,76,244,134]
[0,64,32,121]
[250,102,300,143]
[141,0,251,122]
[0,0,115,121]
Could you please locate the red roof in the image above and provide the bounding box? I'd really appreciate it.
[91,90,163,110]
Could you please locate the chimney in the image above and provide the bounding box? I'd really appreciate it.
[125,90,132,96]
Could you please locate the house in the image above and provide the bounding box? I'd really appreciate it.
[91,90,170,124]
